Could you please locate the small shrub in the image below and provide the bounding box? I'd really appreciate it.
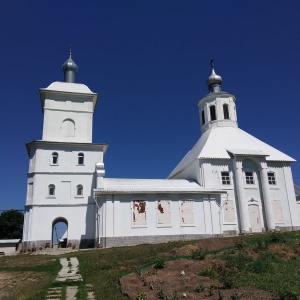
[234,240,246,250]
[207,286,214,296]
[171,289,178,300]
[199,265,216,279]
[38,246,43,251]
[136,292,148,300]
[195,284,205,293]
[266,232,287,244]
[217,290,224,300]
[154,257,165,269]
[190,247,209,260]
[253,240,268,252]
[215,265,235,289]
[157,288,167,299]
[230,293,243,300]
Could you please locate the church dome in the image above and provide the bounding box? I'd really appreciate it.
[206,59,223,93]
[206,68,223,88]
[62,56,78,73]
[62,48,78,83]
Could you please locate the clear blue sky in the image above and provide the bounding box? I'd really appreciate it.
[1,1,300,210]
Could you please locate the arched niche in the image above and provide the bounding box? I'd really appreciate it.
[62,119,75,137]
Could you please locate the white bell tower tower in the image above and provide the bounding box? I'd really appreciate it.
[198,59,238,134]
[23,50,107,250]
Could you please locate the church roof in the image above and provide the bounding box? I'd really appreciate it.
[96,178,225,194]
[169,126,295,178]
[295,183,300,200]
[43,81,96,95]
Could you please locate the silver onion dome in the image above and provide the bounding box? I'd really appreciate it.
[206,59,222,93]
[62,47,78,83]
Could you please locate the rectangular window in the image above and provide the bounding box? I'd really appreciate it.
[132,200,147,226]
[221,171,230,185]
[267,172,276,185]
[245,172,254,184]
[157,200,171,226]
[180,200,194,225]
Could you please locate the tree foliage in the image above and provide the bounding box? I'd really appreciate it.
[0,210,24,239]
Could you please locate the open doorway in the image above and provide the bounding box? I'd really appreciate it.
[52,218,68,248]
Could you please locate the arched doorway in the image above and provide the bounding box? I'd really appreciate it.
[52,218,68,248]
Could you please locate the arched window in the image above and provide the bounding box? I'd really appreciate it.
[201,110,205,125]
[78,153,84,165]
[223,104,229,119]
[52,152,58,165]
[62,119,75,137]
[48,184,55,196]
[210,105,216,121]
[76,185,83,196]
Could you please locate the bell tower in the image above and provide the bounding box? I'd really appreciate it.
[198,59,238,134]
[40,51,98,143]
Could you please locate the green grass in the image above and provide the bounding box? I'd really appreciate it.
[1,231,300,299]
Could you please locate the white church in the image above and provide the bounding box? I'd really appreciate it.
[22,54,300,249]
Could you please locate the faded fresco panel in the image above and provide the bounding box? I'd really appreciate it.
[181,200,194,225]
[132,200,147,226]
[157,200,171,225]
[223,200,235,222]
[273,200,284,223]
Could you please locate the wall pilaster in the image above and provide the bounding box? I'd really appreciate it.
[234,158,251,232]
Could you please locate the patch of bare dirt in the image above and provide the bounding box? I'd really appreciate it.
[120,237,284,300]
[166,238,237,257]
[120,258,277,300]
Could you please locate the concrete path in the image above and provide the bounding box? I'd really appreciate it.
[55,257,82,282]
[45,287,62,299]
[66,286,78,300]
[45,257,95,299]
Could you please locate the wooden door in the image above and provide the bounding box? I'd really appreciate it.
[249,204,262,232]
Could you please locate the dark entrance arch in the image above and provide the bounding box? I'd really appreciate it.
[52,217,68,248]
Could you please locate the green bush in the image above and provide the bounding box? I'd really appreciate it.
[153,256,166,269]
[190,247,209,260]
[194,284,205,293]
[266,232,287,244]
[199,265,217,279]
[136,292,148,300]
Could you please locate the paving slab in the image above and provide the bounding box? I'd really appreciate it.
[55,257,82,282]
[66,286,78,300]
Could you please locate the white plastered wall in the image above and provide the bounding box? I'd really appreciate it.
[97,194,224,240]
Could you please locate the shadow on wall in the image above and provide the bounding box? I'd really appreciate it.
[79,195,97,249]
